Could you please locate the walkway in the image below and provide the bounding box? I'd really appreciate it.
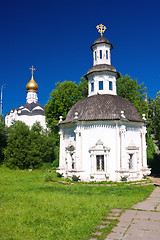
[105,177,160,240]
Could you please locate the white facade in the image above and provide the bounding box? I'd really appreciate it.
[58,120,150,182]
[5,108,46,129]
[88,73,117,96]
[92,43,112,66]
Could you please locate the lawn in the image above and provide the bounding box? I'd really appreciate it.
[0,167,154,240]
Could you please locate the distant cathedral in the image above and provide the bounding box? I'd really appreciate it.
[5,66,46,129]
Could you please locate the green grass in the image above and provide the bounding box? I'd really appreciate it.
[0,167,155,240]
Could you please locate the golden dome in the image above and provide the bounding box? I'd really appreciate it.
[26,76,38,92]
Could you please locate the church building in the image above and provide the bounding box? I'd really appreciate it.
[57,24,151,182]
[5,66,46,129]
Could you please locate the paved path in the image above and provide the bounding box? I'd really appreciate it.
[105,178,160,240]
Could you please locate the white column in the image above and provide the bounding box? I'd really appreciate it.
[74,128,81,170]
[119,125,126,169]
[90,151,94,173]
[140,126,147,168]
[105,152,108,173]
[59,129,64,169]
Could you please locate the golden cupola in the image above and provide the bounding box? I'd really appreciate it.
[26,66,38,92]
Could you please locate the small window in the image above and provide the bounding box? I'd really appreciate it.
[109,81,113,90]
[129,154,134,169]
[106,50,108,59]
[99,81,103,90]
[91,82,94,92]
[95,51,97,61]
[96,155,104,171]
[100,50,102,59]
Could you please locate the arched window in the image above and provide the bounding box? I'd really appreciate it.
[91,82,94,92]
[95,51,97,61]
[100,50,102,59]
[129,154,134,169]
[99,81,103,90]
[106,50,108,59]
[109,81,113,90]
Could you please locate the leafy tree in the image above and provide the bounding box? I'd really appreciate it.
[31,121,43,133]
[148,92,160,148]
[27,122,56,168]
[145,94,160,174]
[117,75,160,172]
[117,75,148,117]
[4,121,56,169]
[153,92,160,147]
[146,134,156,165]
[0,115,7,164]
[4,121,30,169]
[76,77,88,99]
[45,78,88,133]
[45,81,77,128]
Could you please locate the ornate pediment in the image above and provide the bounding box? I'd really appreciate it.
[89,139,110,152]
[126,141,139,150]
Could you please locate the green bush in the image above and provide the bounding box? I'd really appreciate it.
[4,121,56,169]
[44,170,55,182]
[44,170,62,182]
[0,116,7,164]
[51,159,59,169]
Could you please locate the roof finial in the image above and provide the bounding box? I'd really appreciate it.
[96,24,107,37]
[26,66,38,93]
[30,65,35,78]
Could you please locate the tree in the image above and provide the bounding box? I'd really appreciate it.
[149,92,160,148]
[45,78,88,133]
[117,75,160,173]
[117,75,148,117]
[4,121,56,169]
[27,122,56,168]
[76,77,88,100]
[4,121,30,169]
[154,92,160,146]
[146,93,160,174]
[0,115,7,164]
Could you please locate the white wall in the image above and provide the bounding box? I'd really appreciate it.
[5,111,46,129]
[88,73,117,96]
[58,120,150,182]
[92,43,111,66]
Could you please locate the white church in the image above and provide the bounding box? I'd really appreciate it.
[57,24,151,182]
[5,66,46,129]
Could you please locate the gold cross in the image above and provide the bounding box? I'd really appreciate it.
[96,24,107,37]
[30,65,35,77]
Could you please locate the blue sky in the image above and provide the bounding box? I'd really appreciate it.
[1,0,160,116]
